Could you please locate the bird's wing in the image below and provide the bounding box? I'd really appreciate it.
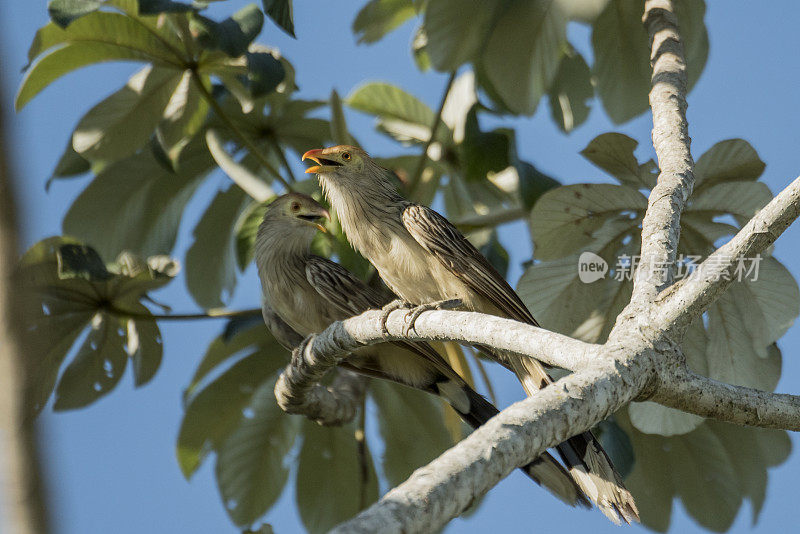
[305,255,469,381]
[305,255,387,316]
[402,204,539,326]
[262,303,305,350]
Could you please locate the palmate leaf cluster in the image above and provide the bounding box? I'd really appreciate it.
[16,0,798,532]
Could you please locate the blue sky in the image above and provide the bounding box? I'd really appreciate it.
[2,1,799,533]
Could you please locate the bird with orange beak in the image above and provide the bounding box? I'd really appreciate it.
[303,145,639,524]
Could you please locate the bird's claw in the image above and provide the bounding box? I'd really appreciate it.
[402,299,463,336]
[379,299,412,338]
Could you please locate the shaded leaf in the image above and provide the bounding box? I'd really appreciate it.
[694,138,766,191]
[246,51,286,98]
[353,0,416,44]
[64,137,214,259]
[423,0,499,71]
[581,132,657,189]
[185,185,251,308]
[548,50,593,132]
[178,351,284,478]
[73,66,183,162]
[262,0,295,38]
[370,380,453,486]
[193,4,265,57]
[296,420,379,533]
[235,201,269,270]
[216,379,300,525]
[18,12,183,110]
[48,0,103,27]
[481,0,567,115]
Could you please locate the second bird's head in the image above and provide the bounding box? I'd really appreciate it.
[261,193,330,239]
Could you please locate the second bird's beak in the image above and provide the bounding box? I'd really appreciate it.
[302,148,340,174]
[299,206,330,233]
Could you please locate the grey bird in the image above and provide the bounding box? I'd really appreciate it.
[254,192,589,507]
[304,146,639,524]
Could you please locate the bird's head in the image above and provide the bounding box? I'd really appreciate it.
[302,145,368,176]
[262,193,330,235]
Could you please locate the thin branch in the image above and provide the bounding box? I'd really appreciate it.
[189,69,293,192]
[408,71,456,193]
[108,305,262,321]
[653,366,800,431]
[269,137,297,183]
[331,356,649,534]
[453,206,527,232]
[632,0,695,302]
[658,175,800,333]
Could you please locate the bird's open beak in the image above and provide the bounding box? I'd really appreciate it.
[302,148,341,174]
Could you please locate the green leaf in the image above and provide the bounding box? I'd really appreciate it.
[423,0,499,71]
[481,0,568,115]
[329,89,355,146]
[156,72,209,166]
[20,238,176,414]
[235,201,269,270]
[194,4,265,57]
[178,351,284,478]
[50,139,90,182]
[185,185,251,308]
[370,380,453,486]
[592,0,708,124]
[261,0,295,38]
[580,133,657,189]
[63,137,214,259]
[548,50,592,132]
[246,51,286,98]
[138,0,194,14]
[529,183,647,260]
[459,107,512,182]
[628,402,704,436]
[48,0,103,27]
[18,12,183,110]
[129,316,163,386]
[594,418,634,478]
[53,313,129,410]
[694,138,766,191]
[73,66,183,162]
[352,0,416,44]
[347,82,435,139]
[296,420,379,533]
[216,379,300,525]
[517,162,560,210]
[687,181,772,219]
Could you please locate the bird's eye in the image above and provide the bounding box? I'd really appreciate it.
[291,202,300,212]
[342,152,351,161]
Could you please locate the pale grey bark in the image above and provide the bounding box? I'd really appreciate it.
[269,1,800,531]
[633,0,696,301]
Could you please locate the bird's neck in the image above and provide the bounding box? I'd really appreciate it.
[320,175,408,255]
[254,220,313,298]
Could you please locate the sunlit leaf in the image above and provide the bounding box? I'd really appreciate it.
[48,0,103,27]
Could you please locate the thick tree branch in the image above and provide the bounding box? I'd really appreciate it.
[274,336,366,426]
[653,366,800,430]
[331,354,650,533]
[659,175,800,332]
[633,0,695,301]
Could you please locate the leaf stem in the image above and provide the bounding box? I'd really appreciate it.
[408,71,456,193]
[269,137,296,183]
[107,305,262,321]
[188,68,294,192]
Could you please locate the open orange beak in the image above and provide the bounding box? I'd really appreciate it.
[302,149,324,174]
